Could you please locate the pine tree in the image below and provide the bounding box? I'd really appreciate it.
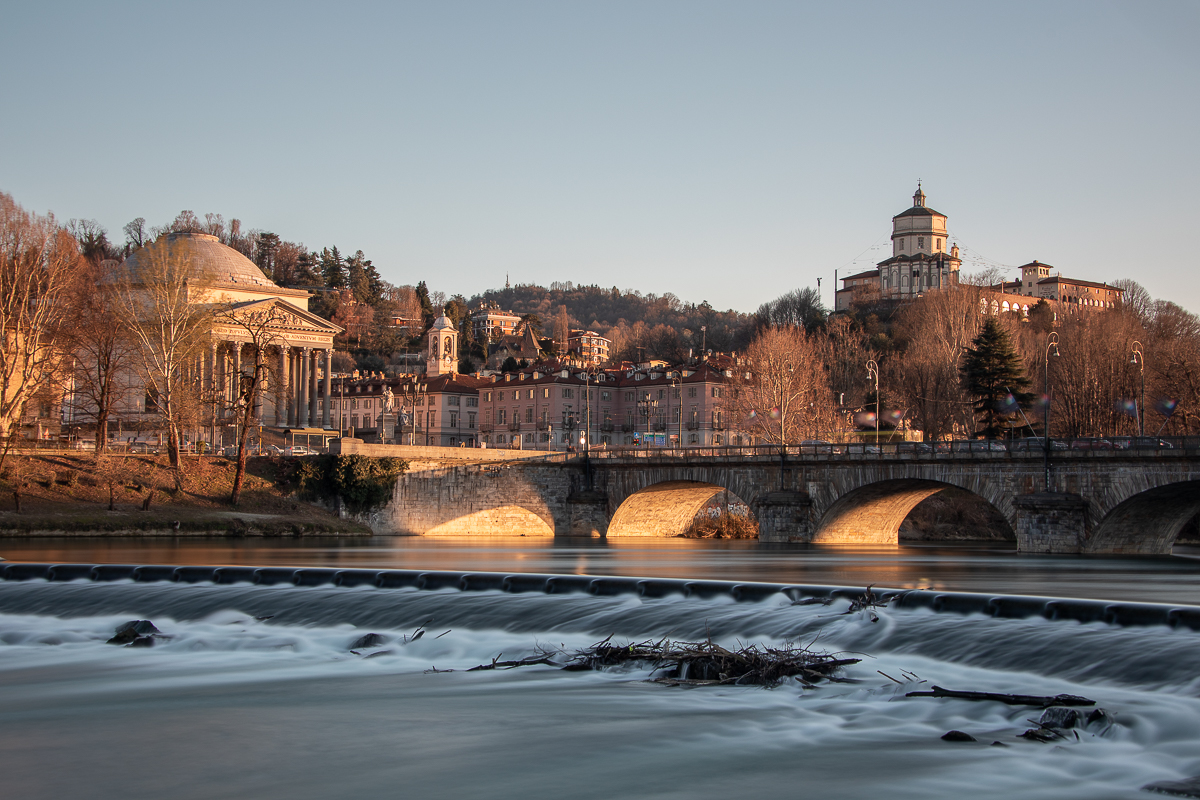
[415,281,434,331]
[959,317,1033,439]
[320,246,346,289]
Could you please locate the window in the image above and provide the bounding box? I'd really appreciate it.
[351,415,359,428]
[689,433,698,444]
[484,410,492,425]
[658,389,665,399]
[918,236,924,249]
[498,409,507,424]
[448,396,460,406]
[485,391,492,402]
[466,397,477,407]
[449,412,458,428]
[525,407,533,423]
[527,389,534,399]
[601,391,611,401]
[562,388,574,398]
[512,390,519,401]
[428,411,436,428]
[712,387,723,398]
[542,387,549,398]
[624,391,634,401]
[688,387,697,398]
[467,412,475,428]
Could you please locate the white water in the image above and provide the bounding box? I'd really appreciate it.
[2,580,1200,798]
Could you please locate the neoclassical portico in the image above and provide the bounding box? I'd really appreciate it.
[209,298,342,431]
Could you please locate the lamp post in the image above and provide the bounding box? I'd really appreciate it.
[1131,340,1145,438]
[637,392,651,448]
[866,359,880,452]
[1044,332,1060,491]
[778,363,795,490]
[671,375,682,450]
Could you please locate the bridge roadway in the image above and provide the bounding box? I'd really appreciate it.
[337,441,1200,554]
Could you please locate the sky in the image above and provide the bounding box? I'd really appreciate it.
[2,1,1197,314]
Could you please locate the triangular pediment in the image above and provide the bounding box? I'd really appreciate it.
[219,298,344,335]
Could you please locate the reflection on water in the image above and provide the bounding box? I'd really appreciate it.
[3,536,1200,605]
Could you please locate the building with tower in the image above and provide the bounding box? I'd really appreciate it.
[836,186,961,311]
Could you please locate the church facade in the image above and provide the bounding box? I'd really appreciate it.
[836,186,961,311]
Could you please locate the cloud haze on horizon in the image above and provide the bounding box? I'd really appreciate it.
[1,1,1196,313]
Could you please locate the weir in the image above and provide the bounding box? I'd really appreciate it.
[6,561,1200,630]
[369,447,1200,553]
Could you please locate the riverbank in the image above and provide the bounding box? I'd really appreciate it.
[0,454,370,537]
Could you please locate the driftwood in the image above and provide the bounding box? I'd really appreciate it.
[906,685,1095,708]
[455,636,860,686]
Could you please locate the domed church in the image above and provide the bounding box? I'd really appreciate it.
[112,232,343,440]
[835,186,962,311]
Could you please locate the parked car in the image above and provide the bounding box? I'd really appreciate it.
[1070,438,1114,450]
[797,440,834,454]
[950,440,1008,453]
[843,443,882,455]
[1111,437,1173,450]
[128,441,160,454]
[265,445,286,456]
[220,445,239,457]
[896,441,933,454]
[284,446,311,457]
[1011,437,1069,452]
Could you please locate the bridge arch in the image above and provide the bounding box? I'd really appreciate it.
[1084,480,1200,554]
[814,479,1016,545]
[607,481,756,537]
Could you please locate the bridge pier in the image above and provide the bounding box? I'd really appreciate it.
[1013,492,1088,553]
[754,491,813,542]
[566,491,608,537]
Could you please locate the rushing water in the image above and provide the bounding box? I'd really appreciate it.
[4,538,1200,798]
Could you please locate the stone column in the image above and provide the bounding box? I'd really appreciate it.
[232,343,242,405]
[275,346,289,427]
[754,491,814,543]
[288,349,299,427]
[308,348,319,427]
[322,349,332,428]
[298,348,310,427]
[251,348,264,424]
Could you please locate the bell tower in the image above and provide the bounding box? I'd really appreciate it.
[427,315,458,377]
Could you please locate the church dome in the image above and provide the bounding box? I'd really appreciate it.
[121,232,278,288]
[430,314,456,332]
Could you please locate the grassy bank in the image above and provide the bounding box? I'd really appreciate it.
[0,454,373,537]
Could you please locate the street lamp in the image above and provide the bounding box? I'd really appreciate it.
[671,374,682,450]
[1044,332,1060,491]
[866,359,880,451]
[1131,340,1145,438]
[637,392,652,448]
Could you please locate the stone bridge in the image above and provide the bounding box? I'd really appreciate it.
[358,445,1200,554]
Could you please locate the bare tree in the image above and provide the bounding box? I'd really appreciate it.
[734,327,831,444]
[0,193,78,461]
[890,286,985,441]
[213,301,290,505]
[63,258,138,453]
[123,217,148,251]
[112,234,215,486]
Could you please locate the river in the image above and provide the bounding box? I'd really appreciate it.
[3,537,1200,798]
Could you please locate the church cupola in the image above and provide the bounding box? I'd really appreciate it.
[427,315,458,377]
[913,183,926,208]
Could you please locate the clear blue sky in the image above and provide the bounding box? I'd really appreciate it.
[2,1,1197,313]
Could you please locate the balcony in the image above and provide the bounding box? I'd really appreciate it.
[479,423,494,433]
[621,424,635,433]
[652,422,666,432]
[509,421,522,432]
[687,421,699,430]
[537,420,549,431]
[600,422,615,433]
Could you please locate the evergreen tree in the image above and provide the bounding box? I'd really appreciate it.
[320,246,346,289]
[345,249,369,302]
[959,317,1033,439]
[415,281,434,330]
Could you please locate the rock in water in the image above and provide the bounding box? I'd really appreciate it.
[941,730,977,742]
[126,636,155,648]
[1038,707,1080,729]
[108,620,162,645]
[1143,776,1200,797]
[350,633,386,650]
